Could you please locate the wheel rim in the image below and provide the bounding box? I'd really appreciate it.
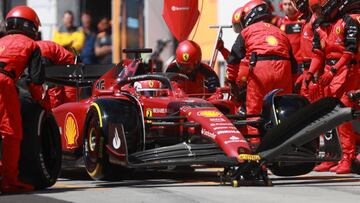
[84,111,102,174]
[89,128,97,152]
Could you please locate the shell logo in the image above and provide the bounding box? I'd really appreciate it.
[197,110,221,117]
[234,12,241,22]
[64,113,79,148]
[357,16,360,24]
[182,53,190,62]
[266,36,278,46]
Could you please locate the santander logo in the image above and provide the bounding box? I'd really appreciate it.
[171,6,190,11]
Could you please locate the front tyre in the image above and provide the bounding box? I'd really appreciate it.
[83,106,125,180]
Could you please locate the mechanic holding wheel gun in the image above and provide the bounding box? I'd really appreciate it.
[226,0,296,145]
[166,40,220,95]
[216,7,249,105]
[36,40,76,109]
[0,6,45,193]
[306,0,360,174]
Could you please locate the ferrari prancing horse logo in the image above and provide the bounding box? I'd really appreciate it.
[336,26,341,35]
[146,108,153,117]
[234,12,241,22]
[183,53,190,61]
[149,81,154,87]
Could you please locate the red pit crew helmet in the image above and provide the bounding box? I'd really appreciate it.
[241,0,272,28]
[5,5,41,39]
[175,40,202,74]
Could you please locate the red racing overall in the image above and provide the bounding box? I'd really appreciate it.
[297,13,325,99]
[0,34,43,192]
[278,15,304,64]
[310,13,360,173]
[36,40,75,108]
[227,21,294,136]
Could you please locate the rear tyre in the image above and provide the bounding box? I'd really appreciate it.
[19,98,62,189]
[268,136,318,176]
[351,159,360,175]
[269,162,316,177]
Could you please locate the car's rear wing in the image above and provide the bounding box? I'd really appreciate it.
[45,63,119,87]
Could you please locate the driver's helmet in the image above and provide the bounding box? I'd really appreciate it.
[134,80,163,97]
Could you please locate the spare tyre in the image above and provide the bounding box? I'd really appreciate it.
[18,96,62,189]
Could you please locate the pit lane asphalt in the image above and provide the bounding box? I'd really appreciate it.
[1,169,360,203]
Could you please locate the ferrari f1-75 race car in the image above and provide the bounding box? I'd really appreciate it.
[7,49,359,189]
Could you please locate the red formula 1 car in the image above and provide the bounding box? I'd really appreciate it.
[9,49,353,189]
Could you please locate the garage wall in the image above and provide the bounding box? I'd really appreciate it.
[27,0,57,40]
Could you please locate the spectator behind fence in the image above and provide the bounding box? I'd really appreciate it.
[80,11,97,64]
[53,10,85,52]
[95,17,112,64]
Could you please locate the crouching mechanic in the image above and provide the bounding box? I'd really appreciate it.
[0,6,44,193]
[166,40,220,95]
[226,0,295,139]
[36,40,76,108]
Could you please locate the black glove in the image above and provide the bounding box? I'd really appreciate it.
[348,90,360,101]
[216,38,224,51]
[227,80,245,102]
[304,72,315,88]
[205,76,218,93]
